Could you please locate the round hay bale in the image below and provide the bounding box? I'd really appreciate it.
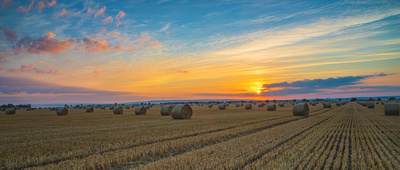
[293,103,309,116]
[145,105,151,109]
[86,107,94,113]
[236,103,240,107]
[311,102,316,106]
[323,102,331,108]
[113,107,123,115]
[125,106,131,109]
[360,101,367,106]
[160,105,173,116]
[57,108,68,116]
[135,106,146,115]
[109,106,114,110]
[279,103,285,107]
[101,106,106,110]
[219,104,226,110]
[1,108,6,111]
[336,102,340,106]
[208,104,213,108]
[226,104,229,106]
[267,104,276,111]
[241,103,244,106]
[171,104,192,119]
[6,109,16,115]
[245,103,252,110]
[258,103,264,107]
[367,101,375,108]
[385,103,399,116]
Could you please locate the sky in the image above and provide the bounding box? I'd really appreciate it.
[0,0,400,104]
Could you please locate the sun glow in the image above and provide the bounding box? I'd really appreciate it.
[251,82,264,94]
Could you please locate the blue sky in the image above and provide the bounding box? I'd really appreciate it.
[0,0,400,104]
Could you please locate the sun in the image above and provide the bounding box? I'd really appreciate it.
[251,82,264,95]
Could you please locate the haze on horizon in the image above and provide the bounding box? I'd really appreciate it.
[0,0,400,104]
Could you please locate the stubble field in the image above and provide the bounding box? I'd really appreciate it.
[0,102,399,169]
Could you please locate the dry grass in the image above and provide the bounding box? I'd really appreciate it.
[1,102,398,169]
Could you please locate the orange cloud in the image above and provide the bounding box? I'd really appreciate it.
[94,69,102,76]
[94,6,106,18]
[37,1,45,10]
[56,9,70,17]
[16,0,35,13]
[113,45,122,50]
[118,68,128,72]
[127,46,138,51]
[46,0,56,7]
[14,32,76,55]
[112,31,118,36]
[145,64,151,70]
[65,59,73,63]
[87,7,91,14]
[102,16,112,23]
[148,40,160,47]
[80,36,121,54]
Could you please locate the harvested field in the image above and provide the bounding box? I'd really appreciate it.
[0,102,399,169]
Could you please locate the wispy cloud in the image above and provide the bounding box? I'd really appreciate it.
[160,23,170,32]
[102,16,113,23]
[16,0,35,13]
[8,61,58,74]
[94,6,106,18]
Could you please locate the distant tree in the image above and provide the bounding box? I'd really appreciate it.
[115,102,117,106]
[273,100,276,102]
[293,99,296,102]
[265,100,269,102]
[377,98,382,101]
[368,98,374,101]
[350,98,357,101]
[389,97,395,100]
[302,98,308,102]
[338,98,342,101]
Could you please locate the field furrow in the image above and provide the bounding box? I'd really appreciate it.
[39,106,334,169]
[137,106,341,169]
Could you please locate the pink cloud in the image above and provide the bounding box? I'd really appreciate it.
[127,46,138,51]
[0,50,11,62]
[37,1,45,10]
[46,0,56,7]
[65,59,73,63]
[148,40,160,47]
[4,28,18,42]
[14,32,76,55]
[94,6,106,18]
[113,45,122,50]
[87,7,91,14]
[102,16,112,23]
[8,61,58,74]
[145,64,151,70]
[56,9,70,18]
[139,34,148,45]
[1,0,12,9]
[16,0,35,13]
[80,36,121,54]
[115,11,125,27]
[116,11,125,20]
[0,65,3,71]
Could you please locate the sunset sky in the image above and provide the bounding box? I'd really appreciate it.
[1,0,400,104]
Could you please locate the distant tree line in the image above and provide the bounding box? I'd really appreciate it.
[1,104,32,109]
